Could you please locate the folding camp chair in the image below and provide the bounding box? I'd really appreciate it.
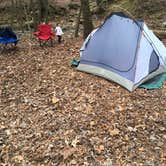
[33,24,54,46]
[0,26,19,52]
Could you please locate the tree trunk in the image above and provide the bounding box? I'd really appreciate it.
[96,0,104,13]
[74,5,82,38]
[17,0,24,32]
[10,0,17,27]
[80,0,94,39]
[39,0,48,23]
[31,0,39,30]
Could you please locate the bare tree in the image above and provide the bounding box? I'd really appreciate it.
[96,0,104,13]
[39,0,48,23]
[74,4,82,38]
[80,0,94,39]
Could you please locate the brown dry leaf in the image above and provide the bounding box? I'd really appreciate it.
[138,147,145,152]
[64,139,70,146]
[99,145,104,151]
[0,28,165,166]
[94,144,105,154]
[0,125,6,129]
[12,155,24,162]
[70,71,76,78]
[52,96,59,104]
[60,148,76,160]
[71,136,80,148]
[109,128,120,136]
[124,135,129,141]
[135,124,146,129]
[90,121,95,127]
[85,105,94,114]
[163,134,166,139]
[64,129,74,136]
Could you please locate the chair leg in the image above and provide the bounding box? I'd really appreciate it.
[50,39,53,47]
[44,40,47,46]
[12,42,17,50]
[2,44,7,52]
[0,45,3,54]
[39,39,42,47]
[0,44,6,53]
[39,39,54,47]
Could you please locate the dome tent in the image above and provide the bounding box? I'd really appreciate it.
[77,12,166,91]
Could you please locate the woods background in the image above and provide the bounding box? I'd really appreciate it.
[0,0,166,37]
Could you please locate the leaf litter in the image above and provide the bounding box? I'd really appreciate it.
[0,35,166,165]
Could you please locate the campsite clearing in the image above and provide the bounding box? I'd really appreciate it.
[0,36,166,165]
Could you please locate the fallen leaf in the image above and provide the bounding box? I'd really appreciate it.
[71,136,80,148]
[12,155,24,163]
[109,128,120,136]
[52,96,59,104]
[127,126,137,132]
[94,144,105,154]
[138,147,144,151]
[60,148,76,160]
[90,121,95,127]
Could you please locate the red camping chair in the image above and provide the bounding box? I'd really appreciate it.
[33,24,54,46]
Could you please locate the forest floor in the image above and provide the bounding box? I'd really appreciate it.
[0,34,166,165]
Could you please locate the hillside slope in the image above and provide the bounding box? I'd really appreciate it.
[109,0,166,30]
[0,0,165,30]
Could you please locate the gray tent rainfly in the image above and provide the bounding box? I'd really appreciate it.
[77,12,166,91]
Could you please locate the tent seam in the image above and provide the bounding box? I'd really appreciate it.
[133,24,144,83]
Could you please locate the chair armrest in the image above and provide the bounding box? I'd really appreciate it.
[33,31,40,36]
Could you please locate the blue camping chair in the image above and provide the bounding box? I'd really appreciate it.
[0,26,19,51]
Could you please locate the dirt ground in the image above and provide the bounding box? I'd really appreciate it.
[0,35,166,165]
